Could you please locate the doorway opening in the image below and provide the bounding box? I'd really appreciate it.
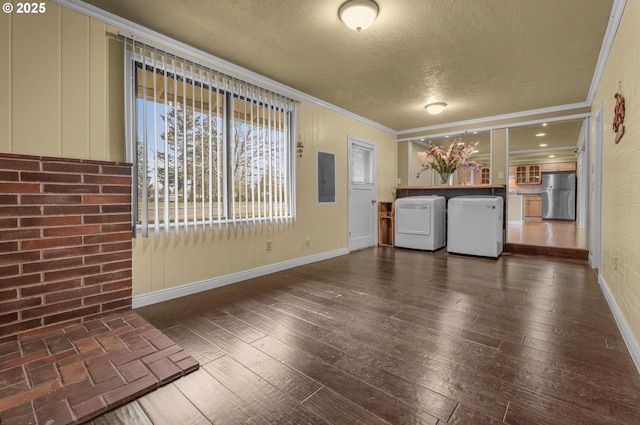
[506,118,588,250]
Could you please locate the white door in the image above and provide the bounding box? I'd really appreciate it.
[348,138,376,251]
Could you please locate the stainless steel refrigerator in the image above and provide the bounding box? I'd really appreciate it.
[541,171,576,220]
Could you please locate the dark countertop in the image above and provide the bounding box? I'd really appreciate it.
[397,185,505,190]
[396,185,506,199]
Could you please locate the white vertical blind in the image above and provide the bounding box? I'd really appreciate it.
[140,43,149,238]
[123,36,296,237]
[151,47,159,237]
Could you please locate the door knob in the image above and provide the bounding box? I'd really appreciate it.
[371,200,377,205]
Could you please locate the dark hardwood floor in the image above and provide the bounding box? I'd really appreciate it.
[87,248,640,425]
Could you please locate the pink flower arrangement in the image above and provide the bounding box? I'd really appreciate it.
[416,136,481,181]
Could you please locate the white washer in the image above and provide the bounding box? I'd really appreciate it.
[395,196,446,251]
[447,196,503,258]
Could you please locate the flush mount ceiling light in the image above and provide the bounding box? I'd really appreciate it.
[425,102,447,114]
[339,0,379,32]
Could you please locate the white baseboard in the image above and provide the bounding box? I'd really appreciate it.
[132,248,349,309]
[598,273,640,374]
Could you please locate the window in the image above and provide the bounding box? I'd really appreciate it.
[351,145,373,184]
[123,38,297,236]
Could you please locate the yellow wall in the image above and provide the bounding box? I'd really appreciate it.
[0,2,124,162]
[397,142,408,186]
[1,3,397,297]
[132,101,396,295]
[491,128,508,185]
[591,0,640,345]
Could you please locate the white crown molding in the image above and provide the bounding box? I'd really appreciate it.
[49,0,397,135]
[586,0,627,103]
[397,102,589,136]
[598,273,640,374]
[397,113,591,143]
[132,248,349,308]
[52,0,624,138]
[494,113,591,130]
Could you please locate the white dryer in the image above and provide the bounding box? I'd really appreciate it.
[447,196,503,258]
[395,196,446,251]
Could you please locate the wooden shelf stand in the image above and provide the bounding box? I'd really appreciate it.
[378,201,394,246]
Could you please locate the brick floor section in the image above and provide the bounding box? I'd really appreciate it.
[0,312,199,425]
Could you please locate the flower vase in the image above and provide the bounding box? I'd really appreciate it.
[439,172,455,186]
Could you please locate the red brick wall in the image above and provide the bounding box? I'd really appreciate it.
[0,153,133,343]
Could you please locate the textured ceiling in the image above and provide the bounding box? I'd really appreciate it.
[82,0,612,134]
[85,0,613,162]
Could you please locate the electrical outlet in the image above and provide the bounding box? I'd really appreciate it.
[305,236,311,247]
[266,240,272,251]
[498,171,504,179]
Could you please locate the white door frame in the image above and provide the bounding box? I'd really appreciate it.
[347,137,377,251]
[577,118,589,230]
[590,103,603,269]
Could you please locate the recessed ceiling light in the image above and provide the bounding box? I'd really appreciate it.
[473,149,479,153]
[539,143,548,147]
[457,142,465,146]
[424,102,447,114]
[548,155,555,158]
[542,123,548,127]
[536,133,546,137]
